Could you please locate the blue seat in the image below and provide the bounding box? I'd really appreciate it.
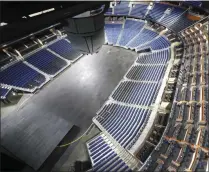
[136,49,170,64]
[105,23,123,45]
[48,39,82,61]
[126,28,158,48]
[0,88,10,99]
[114,2,130,15]
[0,62,46,89]
[130,4,148,18]
[118,20,145,46]
[26,49,67,75]
[97,103,151,149]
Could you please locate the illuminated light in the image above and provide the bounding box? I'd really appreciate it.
[29,8,55,17]
[0,22,8,26]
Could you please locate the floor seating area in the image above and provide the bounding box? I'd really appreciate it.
[87,134,132,172]
[48,39,82,62]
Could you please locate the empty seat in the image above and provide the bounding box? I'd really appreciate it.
[87,135,131,171]
[126,65,166,81]
[114,1,130,15]
[126,28,158,48]
[96,104,151,149]
[0,62,46,90]
[136,49,170,65]
[111,81,160,106]
[105,23,123,45]
[118,20,145,46]
[48,39,82,61]
[130,4,148,18]
[137,36,170,50]
[26,49,67,75]
[0,88,11,99]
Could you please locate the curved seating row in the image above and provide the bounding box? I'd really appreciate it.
[87,134,132,172]
[105,23,123,45]
[106,2,203,33]
[0,62,47,90]
[26,49,68,75]
[48,39,82,62]
[111,81,160,106]
[96,104,151,149]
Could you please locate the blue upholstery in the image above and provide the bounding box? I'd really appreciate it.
[48,39,82,61]
[87,135,131,171]
[105,23,123,45]
[147,3,171,21]
[127,28,158,48]
[170,12,197,32]
[1,88,10,99]
[138,36,170,50]
[136,49,170,64]
[126,65,166,81]
[130,4,148,18]
[26,49,67,75]
[118,20,145,46]
[114,2,130,15]
[0,62,46,89]
[111,81,160,106]
[183,0,202,7]
[160,7,185,27]
[97,104,151,148]
[105,8,113,15]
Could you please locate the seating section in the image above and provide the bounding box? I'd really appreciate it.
[105,23,123,45]
[111,81,160,106]
[147,3,171,21]
[137,49,170,65]
[137,36,170,51]
[118,20,145,46]
[48,39,82,61]
[126,28,158,48]
[105,8,113,15]
[87,134,132,171]
[183,0,202,7]
[170,12,197,32]
[1,88,11,99]
[126,65,166,81]
[114,1,130,15]
[96,104,151,149]
[159,7,185,27]
[0,62,46,90]
[26,49,68,75]
[130,4,148,18]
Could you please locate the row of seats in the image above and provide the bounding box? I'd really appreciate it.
[48,39,82,61]
[105,23,123,45]
[136,49,170,64]
[0,62,46,90]
[137,36,171,51]
[126,65,166,82]
[0,38,82,92]
[87,135,132,171]
[1,88,11,99]
[111,81,160,106]
[106,2,202,32]
[26,49,68,75]
[118,19,145,47]
[96,103,151,149]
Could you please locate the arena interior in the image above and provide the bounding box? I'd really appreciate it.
[0,1,209,172]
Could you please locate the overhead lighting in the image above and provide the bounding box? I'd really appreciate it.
[0,22,8,26]
[29,8,55,17]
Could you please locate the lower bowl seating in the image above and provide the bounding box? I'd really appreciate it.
[0,62,46,90]
[26,49,68,75]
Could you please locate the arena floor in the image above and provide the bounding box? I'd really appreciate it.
[1,45,138,171]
